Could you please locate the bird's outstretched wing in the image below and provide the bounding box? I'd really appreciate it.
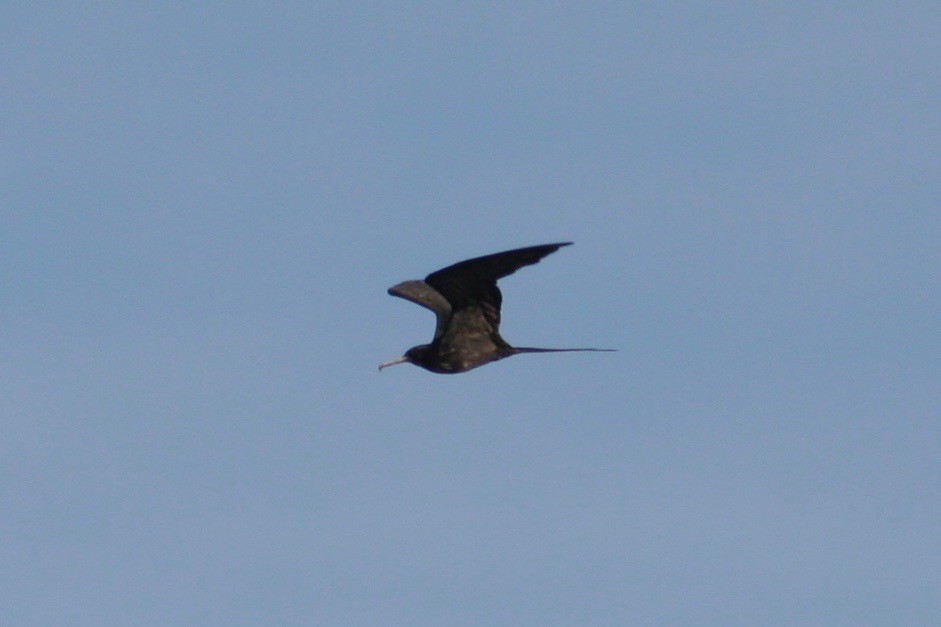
[387,279,453,341]
[424,242,572,333]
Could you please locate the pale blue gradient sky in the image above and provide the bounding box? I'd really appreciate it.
[3,3,940,625]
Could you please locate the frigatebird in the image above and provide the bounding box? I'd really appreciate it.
[380,242,614,374]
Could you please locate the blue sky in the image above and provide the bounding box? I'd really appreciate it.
[3,3,940,625]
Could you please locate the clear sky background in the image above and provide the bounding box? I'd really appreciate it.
[3,3,939,625]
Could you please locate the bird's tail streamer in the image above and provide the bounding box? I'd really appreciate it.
[511,347,616,354]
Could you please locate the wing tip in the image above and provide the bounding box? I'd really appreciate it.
[546,241,574,253]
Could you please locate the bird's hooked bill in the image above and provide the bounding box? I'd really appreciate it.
[378,355,409,370]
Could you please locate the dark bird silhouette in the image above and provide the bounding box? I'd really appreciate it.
[380,242,614,374]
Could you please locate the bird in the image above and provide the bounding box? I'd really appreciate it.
[379,242,614,374]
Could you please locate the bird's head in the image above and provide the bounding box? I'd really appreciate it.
[378,345,431,371]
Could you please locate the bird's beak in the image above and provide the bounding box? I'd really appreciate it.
[379,355,409,371]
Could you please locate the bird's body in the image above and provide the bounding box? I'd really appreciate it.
[380,243,613,374]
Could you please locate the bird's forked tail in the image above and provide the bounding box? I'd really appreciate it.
[511,347,616,355]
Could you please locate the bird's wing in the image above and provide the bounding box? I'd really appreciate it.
[387,279,453,341]
[424,242,572,333]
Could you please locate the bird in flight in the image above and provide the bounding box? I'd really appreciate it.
[380,242,614,374]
